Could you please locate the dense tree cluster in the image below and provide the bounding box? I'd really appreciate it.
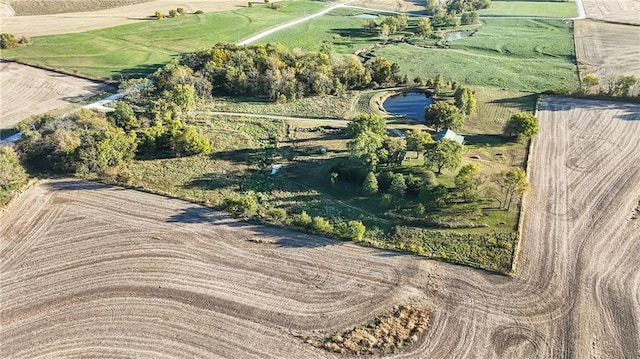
[159,43,400,102]
[0,32,31,49]
[0,147,28,207]
[18,110,138,174]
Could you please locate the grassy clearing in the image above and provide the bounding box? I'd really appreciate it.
[258,8,383,53]
[478,0,578,18]
[95,102,526,273]
[1,0,329,79]
[211,93,357,119]
[374,19,578,92]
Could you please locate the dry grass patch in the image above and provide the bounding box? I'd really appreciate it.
[302,305,429,355]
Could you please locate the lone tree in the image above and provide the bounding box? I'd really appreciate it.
[424,101,465,131]
[424,139,464,174]
[494,167,529,210]
[455,162,481,201]
[417,17,433,38]
[503,112,539,141]
[362,172,379,195]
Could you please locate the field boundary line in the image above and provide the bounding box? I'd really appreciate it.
[510,95,540,274]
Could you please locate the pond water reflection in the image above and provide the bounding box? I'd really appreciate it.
[383,92,433,120]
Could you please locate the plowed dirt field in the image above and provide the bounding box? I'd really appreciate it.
[0,61,104,129]
[2,98,639,358]
[575,20,640,91]
[582,0,640,24]
[0,0,251,37]
[0,179,436,358]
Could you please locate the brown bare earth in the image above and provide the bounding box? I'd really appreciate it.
[2,99,639,358]
[3,0,153,15]
[0,61,105,129]
[0,0,251,37]
[582,0,640,24]
[575,20,640,89]
[0,179,436,358]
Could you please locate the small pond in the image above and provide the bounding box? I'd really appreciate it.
[383,92,433,121]
[443,29,476,42]
[352,13,379,19]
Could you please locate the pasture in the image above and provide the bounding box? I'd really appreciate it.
[374,18,579,93]
[1,0,329,79]
[477,0,578,18]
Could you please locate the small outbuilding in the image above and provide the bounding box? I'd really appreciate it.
[434,129,464,145]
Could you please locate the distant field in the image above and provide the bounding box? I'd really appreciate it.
[258,8,378,53]
[1,1,329,79]
[581,0,640,24]
[574,20,640,92]
[478,0,578,18]
[374,19,579,93]
[4,0,152,15]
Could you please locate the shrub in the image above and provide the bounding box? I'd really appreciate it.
[176,7,185,15]
[336,220,366,241]
[224,195,258,216]
[0,33,18,49]
[168,9,178,18]
[266,207,287,222]
[311,216,333,233]
[293,210,312,228]
[194,10,204,14]
[154,11,165,19]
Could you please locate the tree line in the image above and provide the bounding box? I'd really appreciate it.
[150,43,402,103]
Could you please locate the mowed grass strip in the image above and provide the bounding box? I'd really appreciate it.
[1,1,329,79]
[374,19,579,92]
[477,0,578,18]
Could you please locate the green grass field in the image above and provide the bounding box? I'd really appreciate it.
[0,0,329,79]
[259,8,386,53]
[375,19,579,92]
[478,0,578,18]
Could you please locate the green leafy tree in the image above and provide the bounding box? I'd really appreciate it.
[455,162,481,201]
[417,17,433,38]
[347,114,387,137]
[110,101,139,131]
[388,173,407,197]
[503,112,539,141]
[337,220,366,241]
[609,75,638,97]
[311,216,333,233]
[424,139,464,174]
[460,11,479,25]
[0,147,28,206]
[347,131,386,172]
[362,172,379,195]
[330,172,338,187]
[0,33,18,49]
[424,101,465,131]
[494,167,529,210]
[362,19,378,31]
[172,125,211,156]
[367,56,393,84]
[381,136,407,166]
[405,129,434,154]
